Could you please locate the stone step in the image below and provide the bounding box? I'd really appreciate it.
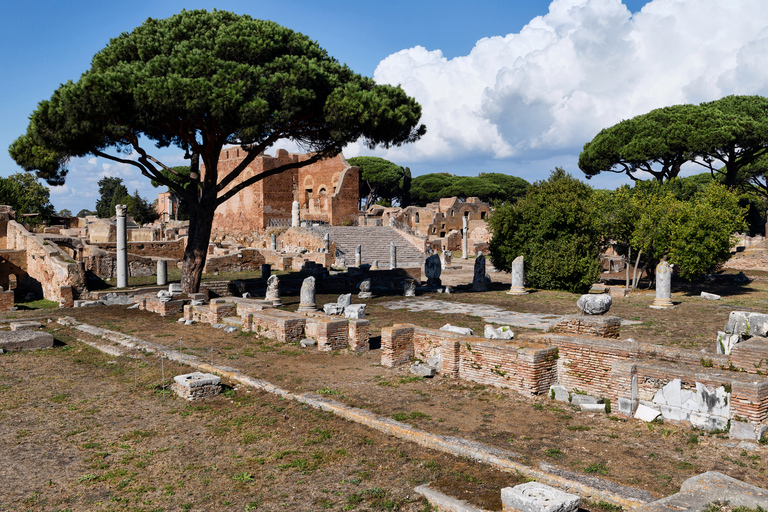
[317,226,426,266]
[222,316,243,326]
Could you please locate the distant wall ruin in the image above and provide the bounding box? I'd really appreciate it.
[208,148,360,237]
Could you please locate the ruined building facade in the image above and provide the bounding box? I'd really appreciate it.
[207,148,360,237]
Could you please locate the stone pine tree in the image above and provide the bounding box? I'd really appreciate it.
[9,10,425,293]
[579,95,768,186]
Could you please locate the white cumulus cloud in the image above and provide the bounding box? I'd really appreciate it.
[370,0,768,168]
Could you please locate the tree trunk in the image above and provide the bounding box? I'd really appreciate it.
[181,204,215,294]
[626,247,631,290]
[632,250,643,291]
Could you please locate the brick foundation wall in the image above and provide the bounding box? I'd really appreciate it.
[381,324,415,367]
[550,315,621,338]
[241,309,306,343]
[541,334,639,400]
[0,288,14,311]
[202,249,266,274]
[140,298,185,317]
[730,380,768,423]
[730,337,768,374]
[92,239,185,259]
[6,221,86,303]
[308,317,349,352]
[348,319,370,352]
[459,339,557,395]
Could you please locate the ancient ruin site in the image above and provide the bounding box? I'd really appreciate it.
[5,5,768,512]
[1,148,768,511]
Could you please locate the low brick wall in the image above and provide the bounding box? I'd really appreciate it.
[307,317,348,351]
[381,325,415,367]
[550,315,621,338]
[348,319,370,352]
[0,287,14,311]
[460,339,558,395]
[140,297,185,317]
[730,337,768,374]
[202,249,266,274]
[540,334,637,401]
[383,324,558,395]
[92,239,185,259]
[536,332,768,425]
[184,299,237,324]
[242,309,306,343]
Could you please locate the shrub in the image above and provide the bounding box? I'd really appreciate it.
[488,168,601,293]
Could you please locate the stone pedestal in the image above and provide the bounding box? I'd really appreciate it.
[297,276,317,312]
[358,278,373,299]
[390,242,397,269]
[651,261,675,309]
[507,255,527,295]
[156,259,168,286]
[116,204,128,288]
[172,372,222,401]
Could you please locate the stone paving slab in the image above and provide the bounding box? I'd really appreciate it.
[0,331,54,351]
[380,299,641,331]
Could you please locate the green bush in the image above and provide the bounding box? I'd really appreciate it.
[488,168,601,293]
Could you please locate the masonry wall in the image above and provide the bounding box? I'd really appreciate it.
[382,324,558,396]
[202,249,266,274]
[6,221,85,303]
[209,148,359,237]
[534,333,768,425]
[91,239,185,259]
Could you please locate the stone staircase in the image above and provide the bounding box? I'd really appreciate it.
[315,226,426,267]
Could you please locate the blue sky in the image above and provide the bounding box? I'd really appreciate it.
[2,0,766,214]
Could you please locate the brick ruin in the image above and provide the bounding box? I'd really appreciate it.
[208,148,360,237]
[364,196,492,254]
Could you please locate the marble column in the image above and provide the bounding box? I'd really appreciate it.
[651,261,675,308]
[297,276,317,312]
[323,232,330,252]
[116,204,128,288]
[507,255,528,295]
[291,200,300,227]
[355,245,362,267]
[156,259,167,286]
[270,233,277,251]
[390,242,397,269]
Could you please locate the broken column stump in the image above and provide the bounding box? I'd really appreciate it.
[171,372,222,401]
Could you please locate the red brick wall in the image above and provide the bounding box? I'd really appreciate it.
[0,288,14,311]
[309,317,349,352]
[348,319,370,352]
[381,325,415,367]
[551,315,621,339]
[209,149,359,236]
